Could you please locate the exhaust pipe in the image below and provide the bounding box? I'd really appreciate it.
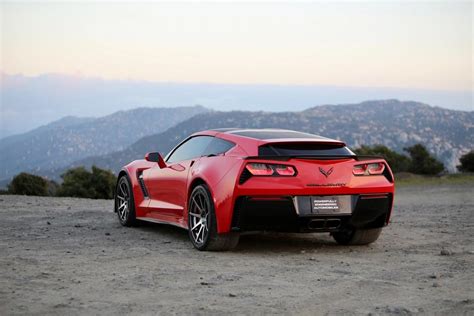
[308,218,341,230]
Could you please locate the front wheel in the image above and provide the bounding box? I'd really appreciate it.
[188,184,239,251]
[115,174,137,227]
[332,227,382,245]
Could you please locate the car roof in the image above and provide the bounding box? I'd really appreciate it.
[191,128,345,156]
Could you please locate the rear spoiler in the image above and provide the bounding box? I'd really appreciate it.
[243,155,384,161]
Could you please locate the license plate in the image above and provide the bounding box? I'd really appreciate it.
[310,196,352,214]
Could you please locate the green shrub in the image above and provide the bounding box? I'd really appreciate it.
[90,166,116,199]
[457,151,474,172]
[57,166,115,199]
[8,172,49,196]
[47,180,60,196]
[404,144,444,175]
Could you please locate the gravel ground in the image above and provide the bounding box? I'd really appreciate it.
[0,184,473,315]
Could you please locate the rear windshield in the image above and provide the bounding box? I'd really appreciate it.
[259,143,355,157]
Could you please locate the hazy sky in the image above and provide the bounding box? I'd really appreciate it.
[1,1,472,91]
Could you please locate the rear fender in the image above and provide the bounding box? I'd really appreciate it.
[189,156,244,233]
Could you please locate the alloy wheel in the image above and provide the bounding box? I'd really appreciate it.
[116,178,130,223]
[189,189,210,246]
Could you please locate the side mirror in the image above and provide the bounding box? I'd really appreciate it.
[145,152,166,169]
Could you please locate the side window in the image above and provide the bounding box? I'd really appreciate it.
[203,138,235,156]
[166,136,214,163]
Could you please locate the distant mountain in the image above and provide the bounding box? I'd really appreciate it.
[1,73,471,136]
[60,100,473,175]
[0,106,208,182]
[0,116,95,147]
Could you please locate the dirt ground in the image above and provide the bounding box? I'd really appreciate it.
[0,184,473,315]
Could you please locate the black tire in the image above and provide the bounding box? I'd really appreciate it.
[188,184,239,251]
[115,174,137,227]
[332,227,382,245]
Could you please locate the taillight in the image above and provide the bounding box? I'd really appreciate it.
[274,164,296,176]
[353,163,385,176]
[352,164,367,176]
[245,163,274,176]
[367,163,385,175]
[245,163,297,177]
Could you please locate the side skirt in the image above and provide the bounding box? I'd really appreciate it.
[136,216,187,230]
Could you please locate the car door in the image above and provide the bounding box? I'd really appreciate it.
[142,136,214,220]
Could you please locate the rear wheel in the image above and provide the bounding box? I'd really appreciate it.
[188,184,239,251]
[115,175,137,227]
[332,227,382,245]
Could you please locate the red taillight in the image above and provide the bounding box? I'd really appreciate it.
[245,163,274,176]
[352,164,367,176]
[353,163,385,176]
[245,163,296,177]
[274,164,296,176]
[367,163,385,175]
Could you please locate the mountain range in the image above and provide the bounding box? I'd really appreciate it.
[1,73,472,137]
[0,100,472,187]
[0,106,208,182]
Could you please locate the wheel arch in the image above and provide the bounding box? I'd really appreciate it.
[187,177,213,223]
[188,177,209,199]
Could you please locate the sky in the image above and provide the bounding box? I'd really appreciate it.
[0,1,472,137]
[1,1,472,91]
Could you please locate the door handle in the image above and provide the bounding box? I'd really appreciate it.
[190,160,195,167]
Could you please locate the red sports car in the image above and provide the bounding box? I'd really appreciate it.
[115,129,394,251]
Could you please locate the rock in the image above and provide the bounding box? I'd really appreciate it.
[440,249,453,256]
[228,293,237,297]
[384,306,414,315]
[105,232,110,236]
[432,282,440,287]
[47,221,51,225]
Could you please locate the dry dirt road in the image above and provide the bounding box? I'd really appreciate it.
[0,184,473,315]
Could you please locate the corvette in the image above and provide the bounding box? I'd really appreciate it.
[115,128,395,251]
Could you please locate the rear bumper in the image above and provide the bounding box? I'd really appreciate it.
[231,193,393,233]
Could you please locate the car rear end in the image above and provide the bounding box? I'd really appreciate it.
[231,140,395,235]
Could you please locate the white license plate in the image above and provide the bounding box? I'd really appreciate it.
[311,196,352,214]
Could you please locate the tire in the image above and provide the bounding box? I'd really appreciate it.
[115,174,137,227]
[332,227,382,245]
[188,184,239,251]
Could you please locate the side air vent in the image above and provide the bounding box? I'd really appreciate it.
[137,171,149,198]
[239,168,252,184]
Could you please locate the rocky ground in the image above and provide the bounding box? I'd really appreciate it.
[0,184,473,315]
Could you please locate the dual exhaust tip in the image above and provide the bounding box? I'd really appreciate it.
[308,218,341,230]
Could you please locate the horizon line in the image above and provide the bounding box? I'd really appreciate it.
[1,71,472,94]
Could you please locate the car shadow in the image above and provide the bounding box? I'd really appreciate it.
[133,221,352,253]
[134,221,189,242]
[235,232,344,254]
